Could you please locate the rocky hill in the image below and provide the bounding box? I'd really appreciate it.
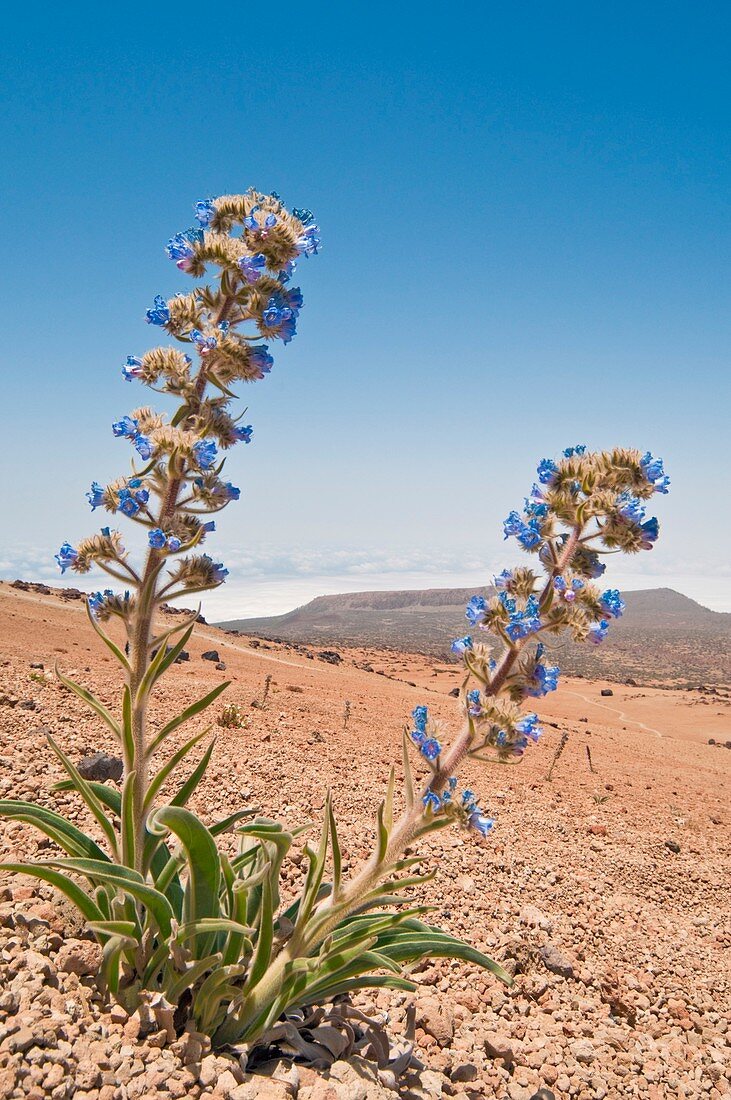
[217,586,731,685]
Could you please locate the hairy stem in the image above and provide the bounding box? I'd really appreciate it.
[123,295,234,871]
[238,524,585,1035]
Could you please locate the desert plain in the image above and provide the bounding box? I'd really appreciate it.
[0,580,729,1100]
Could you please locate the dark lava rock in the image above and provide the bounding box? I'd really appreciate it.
[18,700,37,711]
[60,588,84,600]
[77,752,123,782]
[529,1091,556,1100]
[11,579,29,590]
[449,687,460,697]
[174,650,190,663]
[626,677,638,686]
[215,662,226,671]
[664,839,681,854]
[29,663,44,670]
[201,650,220,662]
[600,688,614,697]
[317,650,342,665]
[540,943,575,979]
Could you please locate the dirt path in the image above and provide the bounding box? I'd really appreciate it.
[565,688,665,738]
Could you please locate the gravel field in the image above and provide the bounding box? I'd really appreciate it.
[0,583,729,1100]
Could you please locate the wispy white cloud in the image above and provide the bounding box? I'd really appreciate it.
[2,541,730,617]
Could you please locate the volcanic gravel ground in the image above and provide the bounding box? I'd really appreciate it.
[0,584,729,1099]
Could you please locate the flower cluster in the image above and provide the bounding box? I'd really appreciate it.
[410,445,668,839]
[54,191,320,600]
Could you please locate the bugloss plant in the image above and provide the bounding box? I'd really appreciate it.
[0,189,669,1057]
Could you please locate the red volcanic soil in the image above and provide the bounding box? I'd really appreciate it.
[0,582,729,1099]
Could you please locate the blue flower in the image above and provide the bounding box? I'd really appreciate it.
[189,329,217,352]
[524,497,549,518]
[503,594,542,640]
[640,452,670,494]
[87,590,114,619]
[575,548,606,578]
[468,811,495,837]
[461,789,477,811]
[206,558,228,583]
[148,528,167,549]
[193,439,218,470]
[527,663,560,697]
[451,635,473,655]
[55,543,78,573]
[442,777,458,804]
[202,521,216,533]
[411,729,427,747]
[562,444,587,457]
[465,594,487,626]
[233,424,253,444]
[194,199,216,227]
[639,516,659,548]
[411,705,428,731]
[422,790,441,812]
[167,536,182,552]
[588,619,610,644]
[515,712,542,741]
[494,569,513,590]
[537,458,559,485]
[293,206,317,226]
[616,492,646,524]
[133,434,154,461]
[165,229,202,270]
[146,295,170,326]
[467,689,482,716]
[117,487,148,517]
[249,345,274,375]
[221,481,241,501]
[238,253,267,283]
[278,259,298,283]
[599,589,625,618]
[112,416,139,439]
[295,224,321,256]
[262,293,299,343]
[86,482,105,510]
[421,738,441,761]
[503,511,542,549]
[122,356,143,382]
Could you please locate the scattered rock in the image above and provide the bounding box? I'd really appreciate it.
[317,650,342,665]
[664,839,681,853]
[201,650,220,661]
[415,996,455,1046]
[56,938,102,975]
[77,750,123,782]
[600,688,614,697]
[216,661,227,670]
[540,943,575,978]
[484,1031,515,1063]
[570,1038,596,1063]
[520,904,553,932]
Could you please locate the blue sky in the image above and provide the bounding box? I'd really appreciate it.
[1,3,729,615]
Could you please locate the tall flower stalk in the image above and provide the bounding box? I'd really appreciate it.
[0,192,669,1055]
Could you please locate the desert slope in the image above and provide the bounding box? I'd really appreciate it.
[0,581,729,1099]
[218,586,731,685]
